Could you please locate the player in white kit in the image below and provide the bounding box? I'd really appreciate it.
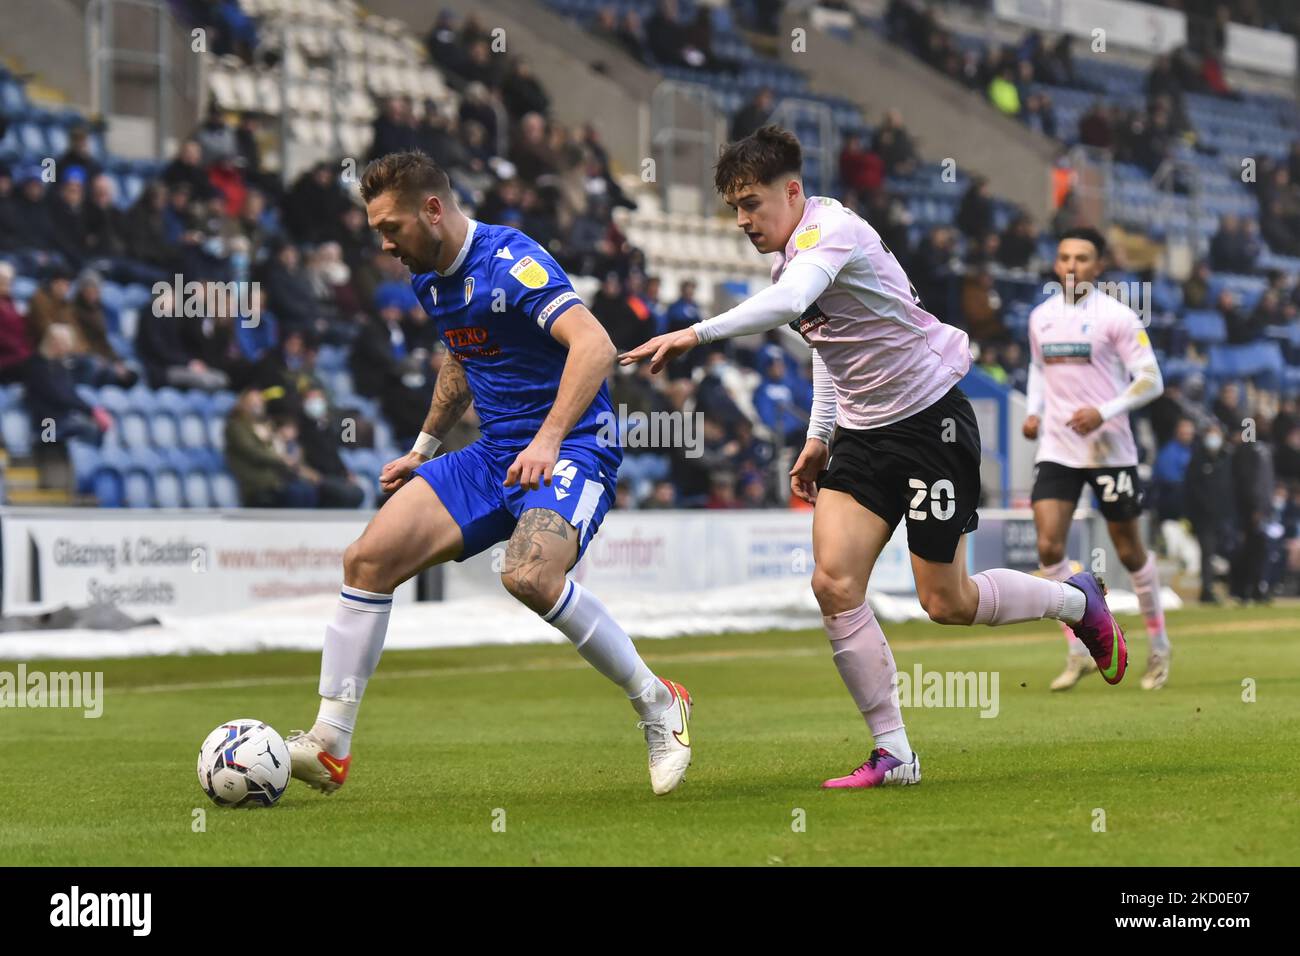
[1024,229,1171,691]
[620,126,1128,789]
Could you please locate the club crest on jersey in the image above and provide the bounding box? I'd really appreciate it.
[789,302,829,339]
[509,256,548,289]
[794,223,821,251]
[464,276,475,304]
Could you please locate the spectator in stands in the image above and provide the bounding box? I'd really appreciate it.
[0,165,21,252]
[83,174,128,262]
[1275,422,1300,483]
[591,271,644,352]
[646,0,686,67]
[873,109,918,177]
[46,171,89,269]
[70,271,137,389]
[502,59,550,121]
[349,293,432,443]
[1186,421,1232,603]
[1209,214,1259,274]
[705,472,742,509]
[294,387,364,509]
[1213,381,1245,431]
[458,82,503,156]
[616,9,653,65]
[1001,340,1029,393]
[988,65,1021,116]
[753,349,807,448]
[123,182,180,274]
[911,225,959,318]
[730,88,775,143]
[23,324,112,447]
[225,386,318,508]
[1022,92,1057,138]
[1182,260,1212,310]
[162,140,214,199]
[839,133,884,199]
[57,126,104,184]
[1153,416,1195,521]
[425,10,468,80]
[956,176,995,241]
[1230,418,1275,602]
[997,213,1039,270]
[1078,101,1113,150]
[135,285,229,390]
[369,97,421,162]
[0,262,32,384]
[509,113,560,183]
[1217,289,1260,346]
[196,110,238,164]
[1148,377,1199,447]
[283,163,350,245]
[12,169,58,259]
[25,270,75,349]
[207,153,248,219]
[260,240,321,335]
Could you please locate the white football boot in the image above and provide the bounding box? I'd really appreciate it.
[285,729,351,794]
[1140,649,1171,690]
[638,680,692,795]
[1050,653,1096,691]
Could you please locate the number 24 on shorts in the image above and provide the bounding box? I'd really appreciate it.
[909,478,956,521]
[1096,471,1134,502]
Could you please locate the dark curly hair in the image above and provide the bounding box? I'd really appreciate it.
[713,125,803,197]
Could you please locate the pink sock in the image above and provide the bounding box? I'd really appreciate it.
[972,568,1071,625]
[1129,553,1169,652]
[823,601,902,735]
[1040,558,1089,655]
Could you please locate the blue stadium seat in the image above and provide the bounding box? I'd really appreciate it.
[206,415,225,450]
[123,469,154,508]
[1,408,31,456]
[91,466,125,507]
[154,470,184,508]
[183,471,214,508]
[178,412,208,448]
[211,472,241,508]
[67,440,101,494]
[150,412,180,448]
[119,411,151,448]
[1183,310,1227,345]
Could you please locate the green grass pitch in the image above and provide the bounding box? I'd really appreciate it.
[2,602,1297,866]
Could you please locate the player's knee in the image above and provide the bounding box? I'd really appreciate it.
[1037,538,1066,567]
[344,537,393,593]
[811,566,865,615]
[920,587,972,626]
[500,564,565,613]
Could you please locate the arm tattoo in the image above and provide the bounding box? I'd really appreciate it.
[423,354,472,437]
[501,508,573,585]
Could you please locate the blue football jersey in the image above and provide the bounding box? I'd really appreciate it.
[409,219,618,447]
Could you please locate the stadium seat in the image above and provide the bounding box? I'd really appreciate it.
[183,471,214,508]
[211,472,241,508]
[178,412,208,449]
[1183,310,1227,345]
[119,411,151,449]
[1,408,32,456]
[123,469,154,508]
[207,415,226,451]
[91,466,125,507]
[150,412,180,448]
[154,470,184,508]
[67,440,101,494]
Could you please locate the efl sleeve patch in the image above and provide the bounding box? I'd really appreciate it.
[536,290,580,331]
[1136,328,1151,349]
[509,255,549,289]
[794,224,821,251]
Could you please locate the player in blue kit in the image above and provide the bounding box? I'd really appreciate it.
[286,152,692,796]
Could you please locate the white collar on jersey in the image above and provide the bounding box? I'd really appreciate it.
[434,217,478,277]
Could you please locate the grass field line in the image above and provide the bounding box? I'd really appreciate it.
[109,613,1296,696]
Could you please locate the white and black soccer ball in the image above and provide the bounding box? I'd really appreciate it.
[197,719,291,808]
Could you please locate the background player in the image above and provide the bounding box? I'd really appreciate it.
[620,126,1127,791]
[286,152,692,797]
[1024,229,1171,691]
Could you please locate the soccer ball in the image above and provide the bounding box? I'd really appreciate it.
[197,719,291,808]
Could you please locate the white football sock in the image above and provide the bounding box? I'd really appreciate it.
[313,584,392,757]
[1060,584,1086,626]
[875,727,913,763]
[543,578,673,718]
